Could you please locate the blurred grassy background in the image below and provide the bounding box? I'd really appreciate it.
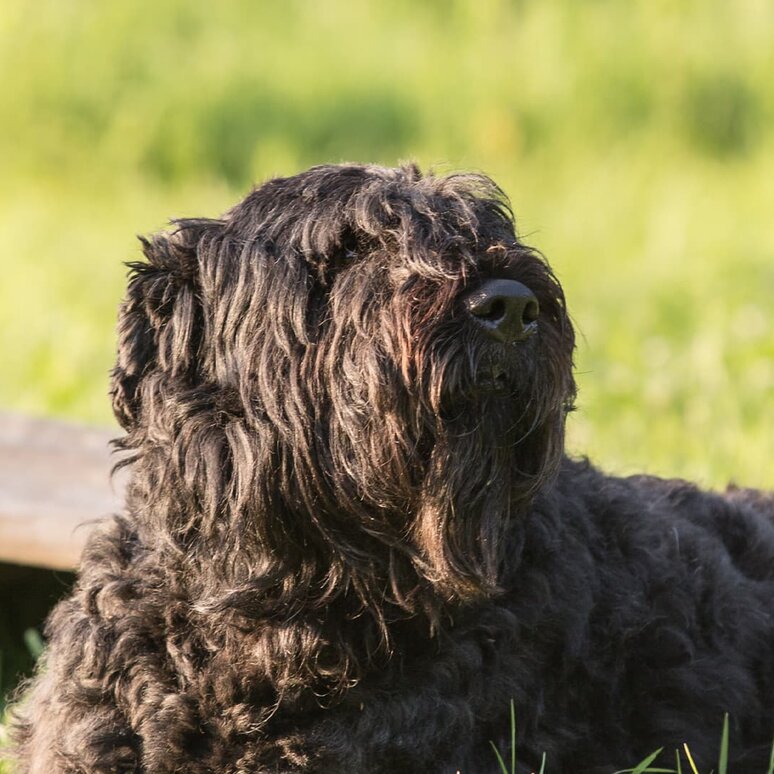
[0,0,772,488]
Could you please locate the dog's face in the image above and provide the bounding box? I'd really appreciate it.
[110,164,575,616]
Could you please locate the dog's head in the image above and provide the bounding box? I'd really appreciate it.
[111,164,575,621]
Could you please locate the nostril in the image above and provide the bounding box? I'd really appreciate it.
[475,298,507,323]
[523,298,539,325]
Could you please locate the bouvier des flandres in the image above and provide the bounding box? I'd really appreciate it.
[11,164,774,773]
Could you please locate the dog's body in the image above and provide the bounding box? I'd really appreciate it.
[11,164,774,772]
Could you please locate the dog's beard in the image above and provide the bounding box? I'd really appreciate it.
[407,335,569,605]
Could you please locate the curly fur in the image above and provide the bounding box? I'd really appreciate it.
[10,163,774,773]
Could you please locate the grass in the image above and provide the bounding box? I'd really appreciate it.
[488,707,774,774]
[0,0,772,487]
[0,0,773,769]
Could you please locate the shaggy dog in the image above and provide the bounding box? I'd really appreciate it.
[11,164,774,773]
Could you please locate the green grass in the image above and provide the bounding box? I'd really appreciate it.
[0,0,772,488]
[488,708,774,774]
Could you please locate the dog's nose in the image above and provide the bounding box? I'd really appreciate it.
[464,279,539,344]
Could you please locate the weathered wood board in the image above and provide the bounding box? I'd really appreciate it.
[0,413,127,570]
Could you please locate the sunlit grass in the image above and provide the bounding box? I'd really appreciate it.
[1,0,771,488]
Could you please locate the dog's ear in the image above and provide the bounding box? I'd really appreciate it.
[110,222,210,431]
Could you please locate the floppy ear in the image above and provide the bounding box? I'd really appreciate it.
[110,222,211,431]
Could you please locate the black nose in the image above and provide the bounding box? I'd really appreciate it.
[463,279,539,343]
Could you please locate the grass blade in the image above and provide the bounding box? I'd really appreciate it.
[23,628,45,661]
[613,747,671,774]
[490,741,509,774]
[766,738,774,774]
[718,713,729,774]
[510,699,516,774]
[675,748,683,774]
[490,700,518,774]
[683,744,699,774]
[537,751,547,774]
[615,769,675,774]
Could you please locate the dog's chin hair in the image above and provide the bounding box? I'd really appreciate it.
[412,412,566,604]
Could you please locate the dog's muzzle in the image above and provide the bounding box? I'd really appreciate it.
[463,279,539,344]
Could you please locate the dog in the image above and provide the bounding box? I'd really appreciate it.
[11,164,774,773]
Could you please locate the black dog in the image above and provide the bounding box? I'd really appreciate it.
[11,164,774,772]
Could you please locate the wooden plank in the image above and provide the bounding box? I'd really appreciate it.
[0,413,127,570]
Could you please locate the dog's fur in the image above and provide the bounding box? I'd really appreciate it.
[11,164,774,773]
